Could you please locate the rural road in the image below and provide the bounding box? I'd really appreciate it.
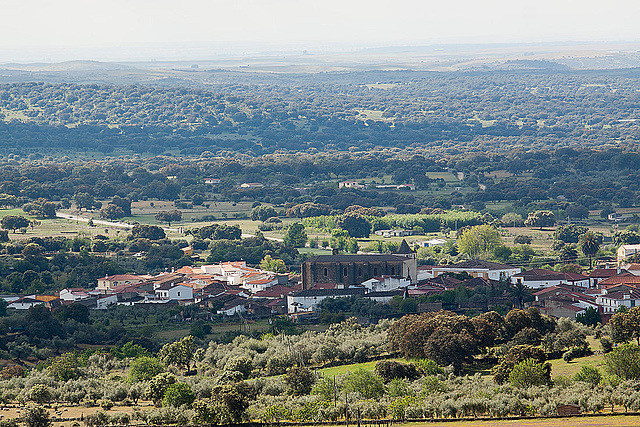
[56,214,283,241]
[56,213,179,233]
[56,213,134,229]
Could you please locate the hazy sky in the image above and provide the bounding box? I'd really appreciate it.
[3,0,640,61]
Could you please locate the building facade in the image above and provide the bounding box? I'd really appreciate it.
[301,252,416,290]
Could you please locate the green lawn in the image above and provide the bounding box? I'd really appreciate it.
[425,172,460,183]
[549,353,606,379]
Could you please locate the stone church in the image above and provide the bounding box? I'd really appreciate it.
[301,240,417,290]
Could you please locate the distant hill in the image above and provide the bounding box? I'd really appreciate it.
[0,66,639,157]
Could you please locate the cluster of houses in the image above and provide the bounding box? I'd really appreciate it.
[5,236,640,323]
[338,181,415,191]
[2,261,298,317]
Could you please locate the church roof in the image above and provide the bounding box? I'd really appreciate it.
[394,239,415,254]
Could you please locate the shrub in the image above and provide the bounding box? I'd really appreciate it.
[513,235,532,244]
[146,373,177,406]
[343,369,384,399]
[375,360,422,382]
[563,345,591,362]
[411,358,444,376]
[0,365,26,380]
[574,366,602,386]
[604,343,640,380]
[129,356,165,382]
[27,385,52,404]
[20,405,51,427]
[224,356,253,380]
[387,378,413,398]
[508,358,551,388]
[99,399,114,411]
[48,353,82,381]
[284,367,315,396]
[600,337,614,353]
[162,383,196,408]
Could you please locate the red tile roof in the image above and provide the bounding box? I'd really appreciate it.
[253,285,295,298]
[589,269,625,278]
[600,274,640,285]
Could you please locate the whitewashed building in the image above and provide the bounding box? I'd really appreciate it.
[287,288,366,313]
[511,269,590,289]
[361,276,410,292]
[59,288,90,302]
[154,284,193,301]
[618,245,640,264]
[8,296,44,310]
[432,260,521,281]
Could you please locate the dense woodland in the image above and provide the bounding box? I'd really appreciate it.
[0,148,637,215]
[2,70,640,156]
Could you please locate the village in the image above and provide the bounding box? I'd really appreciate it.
[5,239,640,327]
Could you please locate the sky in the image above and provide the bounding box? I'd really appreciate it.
[2,0,640,62]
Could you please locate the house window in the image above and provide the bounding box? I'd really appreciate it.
[177,292,181,297]
[324,268,328,277]
[358,268,362,276]
[374,267,378,276]
[390,267,395,275]
[343,267,348,277]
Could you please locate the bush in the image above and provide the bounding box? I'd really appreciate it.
[375,360,422,382]
[20,405,51,427]
[99,399,114,411]
[574,366,602,385]
[508,358,551,388]
[129,356,165,382]
[562,346,591,362]
[343,369,384,399]
[27,385,52,404]
[162,383,196,408]
[146,372,177,406]
[411,358,444,376]
[1,365,26,380]
[600,337,614,353]
[513,235,532,244]
[604,343,640,380]
[284,367,316,396]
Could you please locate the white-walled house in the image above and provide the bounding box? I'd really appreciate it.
[154,284,193,301]
[8,296,44,310]
[414,239,447,248]
[217,298,248,316]
[432,260,521,281]
[361,276,410,292]
[96,294,118,310]
[618,245,640,264]
[596,288,640,314]
[287,288,366,313]
[241,276,279,292]
[97,274,147,292]
[59,288,90,302]
[511,269,590,289]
